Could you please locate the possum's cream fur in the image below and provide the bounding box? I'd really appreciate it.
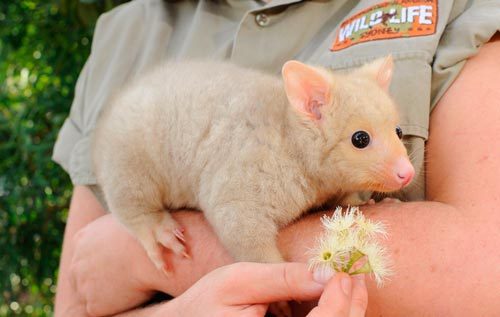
[92,58,412,269]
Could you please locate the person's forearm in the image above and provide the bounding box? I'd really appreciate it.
[56,186,232,316]
[55,186,169,317]
[54,186,108,317]
[160,198,498,316]
[279,201,499,316]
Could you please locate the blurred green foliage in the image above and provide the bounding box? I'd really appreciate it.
[0,1,128,316]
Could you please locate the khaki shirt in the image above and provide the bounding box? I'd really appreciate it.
[53,0,500,202]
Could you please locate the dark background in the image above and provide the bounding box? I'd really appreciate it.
[0,1,128,315]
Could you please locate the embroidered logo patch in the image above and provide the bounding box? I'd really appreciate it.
[331,0,438,51]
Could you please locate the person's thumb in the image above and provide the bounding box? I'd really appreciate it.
[308,271,368,317]
[307,270,352,317]
[220,262,326,304]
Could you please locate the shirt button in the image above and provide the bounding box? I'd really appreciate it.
[255,13,270,27]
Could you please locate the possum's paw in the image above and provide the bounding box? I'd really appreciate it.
[381,197,401,203]
[368,197,402,205]
[154,225,190,259]
[268,301,292,317]
[137,214,189,276]
[340,191,372,206]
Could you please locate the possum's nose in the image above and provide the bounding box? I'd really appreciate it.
[394,157,414,188]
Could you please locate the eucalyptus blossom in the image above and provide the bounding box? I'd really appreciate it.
[308,206,392,287]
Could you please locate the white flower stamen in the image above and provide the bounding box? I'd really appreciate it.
[308,206,392,287]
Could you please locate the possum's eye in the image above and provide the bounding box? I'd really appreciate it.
[351,131,371,149]
[396,126,403,139]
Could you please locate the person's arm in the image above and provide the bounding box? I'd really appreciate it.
[54,186,108,316]
[59,201,369,317]
[54,186,168,317]
[55,185,234,317]
[65,193,233,317]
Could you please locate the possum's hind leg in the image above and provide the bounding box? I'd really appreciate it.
[113,205,188,274]
[204,201,285,263]
[205,202,291,317]
[102,167,187,274]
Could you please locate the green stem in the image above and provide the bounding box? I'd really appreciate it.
[346,249,365,272]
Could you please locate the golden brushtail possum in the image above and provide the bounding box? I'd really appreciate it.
[92,56,414,272]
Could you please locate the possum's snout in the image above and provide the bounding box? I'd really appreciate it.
[369,156,415,192]
[393,157,414,188]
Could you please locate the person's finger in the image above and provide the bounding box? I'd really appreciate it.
[219,262,326,304]
[307,272,352,317]
[349,274,368,317]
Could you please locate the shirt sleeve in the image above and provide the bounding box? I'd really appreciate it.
[52,1,149,185]
[431,0,500,109]
[52,56,97,185]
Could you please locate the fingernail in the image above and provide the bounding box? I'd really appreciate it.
[354,273,365,281]
[313,266,335,284]
[341,276,352,296]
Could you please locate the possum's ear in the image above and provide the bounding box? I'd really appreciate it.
[282,61,332,121]
[360,55,393,91]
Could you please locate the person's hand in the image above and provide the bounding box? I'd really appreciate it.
[70,214,161,316]
[163,262,368,317]
[69,211,235,316]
